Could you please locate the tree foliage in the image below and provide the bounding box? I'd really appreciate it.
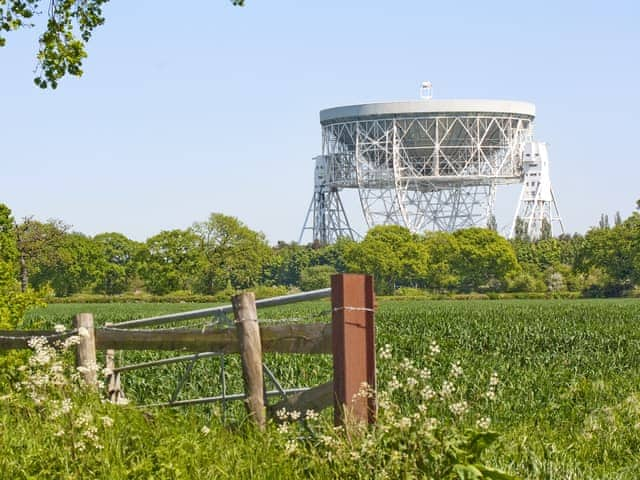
[345,225,430,294]
[192,213,273,294]
[139,229,202,295]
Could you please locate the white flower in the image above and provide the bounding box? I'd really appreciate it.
[489,372,500,386]
[63,335,81,349]
[288,410,301,421]
[450,361,463,378]
[200,426,210,435]
[305,409,319,421]
[100,416,114,427]
[449,400,469,417]
[276,408,288,421]
[284,439,297,455]
[440,380,455,397]
[54,324,66,333]
[277,423,289,434]
[379,344,393,360]
[429,341,440,356]
[476,416,491,429]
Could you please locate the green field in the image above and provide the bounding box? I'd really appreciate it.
[22,298,640,478]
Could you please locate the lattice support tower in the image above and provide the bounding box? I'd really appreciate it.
[510,142,565,239]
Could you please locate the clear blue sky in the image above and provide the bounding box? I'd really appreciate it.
[2,0,639,243]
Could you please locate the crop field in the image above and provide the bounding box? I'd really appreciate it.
[24,298,640,478]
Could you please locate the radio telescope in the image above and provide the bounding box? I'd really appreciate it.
[300,89,564,244]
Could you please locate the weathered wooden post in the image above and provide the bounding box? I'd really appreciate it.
[331,274,376,426]
[105,348,123,403]
[73,313,98,388]
[232,292,266,429]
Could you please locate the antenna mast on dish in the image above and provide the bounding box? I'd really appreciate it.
[420,81,433,99]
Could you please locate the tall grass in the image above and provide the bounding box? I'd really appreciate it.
[18,298,640,478]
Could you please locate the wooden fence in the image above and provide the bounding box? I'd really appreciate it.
[0,274,376,428]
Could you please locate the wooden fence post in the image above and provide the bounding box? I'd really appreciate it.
[232,292,266,430]
[331,274,376,426]
[73,313,97,388]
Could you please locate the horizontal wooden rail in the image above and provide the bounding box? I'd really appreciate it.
[0,323,332,355]
[112,288,331,329]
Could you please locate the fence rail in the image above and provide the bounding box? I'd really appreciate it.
[112,287,331,329]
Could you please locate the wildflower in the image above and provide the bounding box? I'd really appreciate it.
[450,361,463,378]
[284,439,297,455]
[485,389,497,401]
[379,344,393,360]
[388,376,401,392]
[489,372,499,386]
[63,335,81,349]
[449,400,469,417]
[319,434,334,446]
[476,416,491,429]
[276,408,288,421]
[396,417,412,430]
[200,426,210,436]
[419,367,431,380]
[406,377,418,390]
[429,341,440,356]
[420,385,435,401]
[100,416,114,427]
[277,423,289,434]
[54,324,66,333]
[288,410,301,421]
[54,429,65,437]
[440,380,455,397]
[305,409,319,421]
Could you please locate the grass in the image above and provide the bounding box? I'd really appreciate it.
[17,298,640,478]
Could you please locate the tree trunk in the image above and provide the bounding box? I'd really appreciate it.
[19,253,28,292]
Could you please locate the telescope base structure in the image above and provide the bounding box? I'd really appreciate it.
[299,186,358,245]
[510,142,565,240]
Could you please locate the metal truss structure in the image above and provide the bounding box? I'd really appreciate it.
[299,99,563,244]
[510,142,565,239]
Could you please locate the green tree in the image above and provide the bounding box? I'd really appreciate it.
[0,204,42,385]
[265,242,318,286]
[192,214,273,294]
[345,225,430,295]
[30,232,104,296]
[93,232,142,295]
[452,228,519,292]
[14,217,68,292]
[422,231,460,290]
[139,229,202,295]
[299,265,337,291]
[580,211,640,293]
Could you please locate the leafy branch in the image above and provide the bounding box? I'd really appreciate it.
[1,0,245,89]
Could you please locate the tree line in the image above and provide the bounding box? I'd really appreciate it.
[1,202,639,298]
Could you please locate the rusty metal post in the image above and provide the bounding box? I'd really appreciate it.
[331,274,376,426]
